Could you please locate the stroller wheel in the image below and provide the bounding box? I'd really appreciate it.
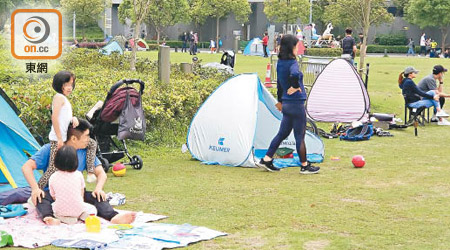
[132,155,143,170]
[100,157,110,173]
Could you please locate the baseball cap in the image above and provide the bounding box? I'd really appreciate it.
[404,66,419,74]
[433,65,448,74]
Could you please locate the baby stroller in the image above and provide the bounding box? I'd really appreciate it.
[86,79,145,173]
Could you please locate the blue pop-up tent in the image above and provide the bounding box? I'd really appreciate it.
[0,87,41,192]
[243,38,270,56]
[100,40,124,55]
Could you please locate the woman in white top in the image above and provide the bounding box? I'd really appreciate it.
[38,71,97,189]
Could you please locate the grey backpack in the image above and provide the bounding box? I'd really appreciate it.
[117,89,146,141]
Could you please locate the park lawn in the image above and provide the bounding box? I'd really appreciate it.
[41,53,450,249]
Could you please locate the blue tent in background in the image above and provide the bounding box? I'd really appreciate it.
[100,41,124,55]
[0,88,41,192]
[243,38,269,56]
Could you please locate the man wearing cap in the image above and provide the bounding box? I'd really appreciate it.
[418,65,450,124]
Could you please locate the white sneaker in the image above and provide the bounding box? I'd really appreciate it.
[438,119,450,126]
[436,110,449,118]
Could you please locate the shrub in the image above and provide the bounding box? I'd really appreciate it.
[374,34,407,45]
[366,45,411,53]
[0,45,230,146]
[146,40,209,49]
[78,42,107,49]
[305,48,342,57]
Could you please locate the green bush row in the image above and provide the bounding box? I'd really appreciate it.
[146,40,210,49]
[374,34,407,45]
[366,45,419,53]
[305,48,343,57]
[0,46,231,146]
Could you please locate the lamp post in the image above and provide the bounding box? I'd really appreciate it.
[309,0,313,24]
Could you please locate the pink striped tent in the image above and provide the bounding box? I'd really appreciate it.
[306,59,370,122]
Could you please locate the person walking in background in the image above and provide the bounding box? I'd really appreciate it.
[430,40,438,57]
[218,36,222,52]
[420,33,426,56]
[407,38,415,57]
[189,31,196,55]
[193,32,199,54]
[341,28,357,66]
[262,32,269,57]
[257,34,320,174]
[275,34,282,53]
[425,38,431,56]
[181,32,188,53]
[209,39,216,54]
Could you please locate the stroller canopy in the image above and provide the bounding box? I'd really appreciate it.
[187,74,324,168]
[306,59,370,122]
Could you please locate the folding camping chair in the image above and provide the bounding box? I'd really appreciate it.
[403,96,431,126]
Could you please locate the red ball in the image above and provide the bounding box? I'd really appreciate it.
[352,155,365,168]
[112,163,126,177]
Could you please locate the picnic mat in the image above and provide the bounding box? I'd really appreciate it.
[0,205,227,249]
[0,204,167,248]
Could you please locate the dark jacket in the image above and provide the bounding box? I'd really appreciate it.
[400,78,434,104]
[276,59,307,104]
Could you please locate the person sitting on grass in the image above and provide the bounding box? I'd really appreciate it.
[398,66,449,123]
[49,145,97,224]
[22,119,136,225]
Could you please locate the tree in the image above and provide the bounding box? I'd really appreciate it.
[189,0,251,51]
[405,0,450,51]
[146,0,189,44]
[392,0,409,16]
[0,0,60,32]
[324,0,393,75]
[264,0,310,33]
[118,0,152,71]
[61,0,108,39]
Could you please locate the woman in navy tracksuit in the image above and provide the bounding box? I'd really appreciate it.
[257,34,320,174]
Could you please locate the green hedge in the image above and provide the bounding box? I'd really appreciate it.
[366,45,420,53]
[305,48,343,57]
[374,34,407,45]
[0,45,231,146]
[146,40,210,49]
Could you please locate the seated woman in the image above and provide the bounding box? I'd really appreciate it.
[399,66,449,121]
[311,23,320,40]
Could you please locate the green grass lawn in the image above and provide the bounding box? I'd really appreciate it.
[39,53,450,249]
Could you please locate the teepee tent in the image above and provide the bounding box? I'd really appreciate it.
[306,59,370,122]
[100,41,124,55]
[243,38,269,56]
[187,74,324,168]
[0,88,41,192]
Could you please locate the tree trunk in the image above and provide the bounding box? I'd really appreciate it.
[216,16,220,52]
[441,27,448,52]
[359,0,371,77]
[285,20,288,34]
[156,28,160,45]
[131,22,141,71]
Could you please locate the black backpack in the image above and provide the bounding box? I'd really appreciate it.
[340,123,374,141]
[220,51,235,68]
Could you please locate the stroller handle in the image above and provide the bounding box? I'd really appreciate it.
[108,79,145,96]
